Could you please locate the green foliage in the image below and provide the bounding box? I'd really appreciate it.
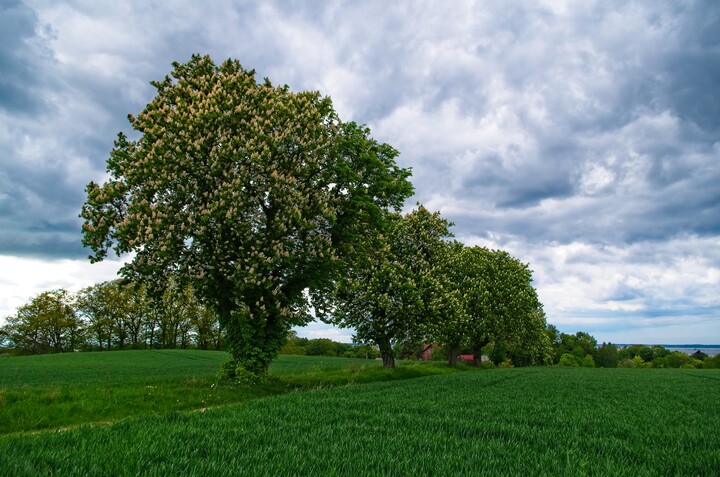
[558,353,580,367]
[327,206,452,368]
[1,367,718,475]
[2,290,84,354]
[595,342,620,368]
[552,331,597,364]
[619,344,655,363]
[427,244,550,367]
[618,358,636,368]
[342,343,379,360]
[303,338,339,357]
[279,332,372,359]
[80,55,413,380]
[703,355,720,369]
[498,359,514,368]
[581,354,596,368]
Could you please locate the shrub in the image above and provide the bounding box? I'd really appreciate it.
[581,354,595,368]
[498,359,514,368]
[618,358,635,368]
[558,353,579,367]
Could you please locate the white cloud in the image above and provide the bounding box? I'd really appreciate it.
[459,233,720,343]
[293,320,355,343]
[0,255,124,322]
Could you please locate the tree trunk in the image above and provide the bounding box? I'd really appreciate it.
[448,346,459,367]
[473,339,489,367]
[378,337,395,368]
[217,291,285,383]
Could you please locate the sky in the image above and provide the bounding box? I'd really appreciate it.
[1,0,719,344]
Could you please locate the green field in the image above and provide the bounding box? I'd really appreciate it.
[1,352,719,475]
[0,350,458,435]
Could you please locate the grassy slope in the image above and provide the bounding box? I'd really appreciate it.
[0,350,459,434]
[0,365,718,475]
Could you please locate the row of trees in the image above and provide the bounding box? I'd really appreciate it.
[320,207,551,368]
[280,332,379,359]
[548,329,720,369]
[0,280,222,355]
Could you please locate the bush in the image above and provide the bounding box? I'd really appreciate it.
[703,356,720,369]
[430,346,448,362]
[652,357,668,368]
[581,354,595,368]
[618,358,635,368]
[633,355,652,368]
[558,353,579,367]
[498,359,514,368]
[280,342,307,355]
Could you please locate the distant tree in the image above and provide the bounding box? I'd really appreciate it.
[80,55,413,382]
[702,355,720,369]
[0,328,8,349]
[192,305,220,350]
[595,342,620,368]
[546,324,560,348]
[153,281,201,349]
[574,332,597,358]
[279,331,307,355]
[554,331,598,364]
[581,354,596,367]
[76,280,144,350]
[618,358,636,368]
[666,352,694,368]
[122,283,149,348]
[345,343,379,360]
[632,355,651,368]
[651,345,670,359]
[3,290,84,354]
[305,338,339,356]
[559,353,580,367]
[393,340,426,361]
[619,344,654,363]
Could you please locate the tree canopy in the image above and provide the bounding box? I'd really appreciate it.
[2,290,83,354]
[80,55,413,381]
[325,206,453,368]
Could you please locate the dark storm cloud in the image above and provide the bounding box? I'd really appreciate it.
[0,0,52,113]
[658,3,720,133]
[354,1,720,250]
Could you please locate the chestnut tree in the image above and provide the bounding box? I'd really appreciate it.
[80,55,412,382]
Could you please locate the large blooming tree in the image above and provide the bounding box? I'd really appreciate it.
[81,55,412,381]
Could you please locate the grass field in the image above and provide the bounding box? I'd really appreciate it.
[1,352,719,475]
[0,350,459,435]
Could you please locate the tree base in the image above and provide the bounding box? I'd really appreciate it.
[217,360,268,384]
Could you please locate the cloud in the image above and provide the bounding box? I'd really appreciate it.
[0,0,718,343]
[0,0,55,113]
[293,320,355,343]
[0,255,124,320]
[460,233,720,343]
